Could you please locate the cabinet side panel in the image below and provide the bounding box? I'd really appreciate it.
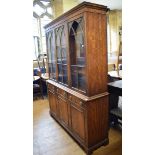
[87,96,109,147]
[85,12,108,96]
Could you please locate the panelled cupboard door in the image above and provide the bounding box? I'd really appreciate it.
[58,96,69,127]
[70,103,85,141]
[48,90,57,117]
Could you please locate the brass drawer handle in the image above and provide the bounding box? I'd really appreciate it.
[63,92,67,97]
[79,101,83,106]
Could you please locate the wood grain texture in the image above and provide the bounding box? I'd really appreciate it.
[70,103,85,141]
[48,82,109,154]
[45,2,110,154]
[44,1,108,30]
[87,96,109,147]
[33,99,122,155]
[85,11,108,96]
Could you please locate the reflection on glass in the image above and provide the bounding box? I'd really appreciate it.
[78,67,86,91]
[55,25,68,85]
[62,48,67,64]
[47,32,52,63]
[47,31,57,80]
[71,66,78,88]
[63,65,68,84]
[48,63,52,79]
[69,18,86,92]
[50,35,55,61]
[57,46,61,63]
[52,63,56,79]
[58,64,63,82]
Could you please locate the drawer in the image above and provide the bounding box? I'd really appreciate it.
[56,88,67,98]
[68,94,84,106]
[48,84,55,91]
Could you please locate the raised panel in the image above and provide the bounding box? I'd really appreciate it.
[48,90,57,117]
[58,96,69,127]
[70,103,85,141]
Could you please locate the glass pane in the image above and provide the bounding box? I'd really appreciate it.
[61,48,67,64]
[69,33,76,65]
[71,66,78,88]
[62,65,68,84]
[69,18,85,66]
[61,27,67,64]
[57,47,61,63]
[47,33,51,63]
[33,4,44,16]
[47,7,53,15]
[41,1,50,6]
[61,27,65,46]
[78,67,86,91]
[51,31,55,62]
[33,36,40,60]
[33,17,39,36]
[58,64,63,82]
[69,18,86,92]
[52,63,56,79]
[75,19,85,65]
[69,22,77,65]
[48,63,52,79]
[56,28,61,63]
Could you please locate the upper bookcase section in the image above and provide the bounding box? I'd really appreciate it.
[44,1,109,30]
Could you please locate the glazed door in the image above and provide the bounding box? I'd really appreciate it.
[68,17,86,93]
[55,25,68,85]
[46,30,56,80]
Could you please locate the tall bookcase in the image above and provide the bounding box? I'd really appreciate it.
[45,2,109,155]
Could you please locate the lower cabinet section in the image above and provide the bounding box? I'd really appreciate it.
[48,82,109,155]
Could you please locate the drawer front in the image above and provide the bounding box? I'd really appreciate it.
[68,94,84,107]
[48,83,55,91]
[57,88,67,98]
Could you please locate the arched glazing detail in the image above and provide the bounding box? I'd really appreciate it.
[55,26,68,84]
[46,30,56,79]
[69,17,86,92]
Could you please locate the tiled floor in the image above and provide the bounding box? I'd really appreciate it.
[33,98,122,155]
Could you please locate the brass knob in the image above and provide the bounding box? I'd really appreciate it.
[79,101,83,105]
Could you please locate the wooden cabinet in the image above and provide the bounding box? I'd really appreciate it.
[45,2,109,155]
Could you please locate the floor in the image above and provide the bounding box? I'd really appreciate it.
[33,98,122,155]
